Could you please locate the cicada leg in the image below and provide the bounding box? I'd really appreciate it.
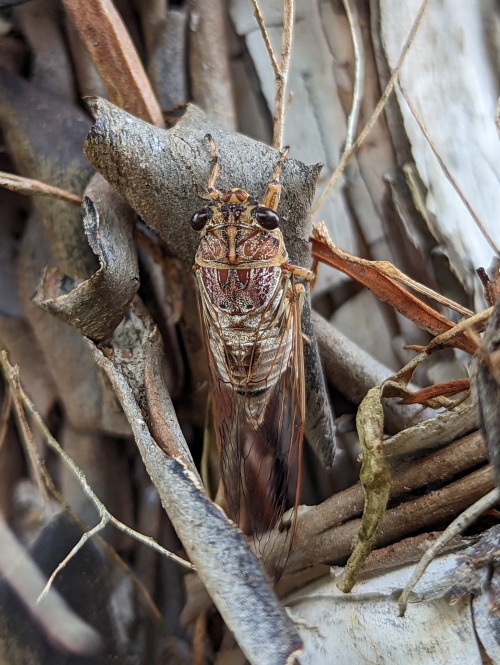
[263,145,290,211]
[282,262,315,282]
[205,133,222,201]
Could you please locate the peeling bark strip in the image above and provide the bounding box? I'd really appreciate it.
[33,174,140,341]
[82,97,336,463]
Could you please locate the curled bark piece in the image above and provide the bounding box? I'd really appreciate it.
[88,310,304,665]
[33,175,139,341]
[17,214,129,435]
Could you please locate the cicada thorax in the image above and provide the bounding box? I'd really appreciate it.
[192,166,308,569]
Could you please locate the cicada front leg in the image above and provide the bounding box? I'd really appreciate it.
[262,145,290,211]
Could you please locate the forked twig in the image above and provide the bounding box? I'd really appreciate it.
[2,360,53,508]
[312,0,430,216]
[398,83,500,256]
[0,352,193,603]
[398,487,500,615]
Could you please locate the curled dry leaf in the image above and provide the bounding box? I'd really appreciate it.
[311,221,477,355]
[337,385,390,592]
[33,174,140,341]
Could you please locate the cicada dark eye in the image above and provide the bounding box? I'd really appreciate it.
[190,208,211,231]
[255,206,280,230]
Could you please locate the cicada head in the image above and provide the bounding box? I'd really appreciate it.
[191,188,288,268]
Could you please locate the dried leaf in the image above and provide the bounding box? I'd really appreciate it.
[337,386,390,592]
[311,221,476,355]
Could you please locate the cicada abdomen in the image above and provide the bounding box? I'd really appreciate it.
[191,136,313,566]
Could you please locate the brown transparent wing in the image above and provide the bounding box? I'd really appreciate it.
[197,272,305,573]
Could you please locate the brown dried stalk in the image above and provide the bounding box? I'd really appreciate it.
[400,379,470,405]
[282,465,494,574]
[266,429,487,574]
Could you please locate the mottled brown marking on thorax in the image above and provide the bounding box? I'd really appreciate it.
[221,188,249,203]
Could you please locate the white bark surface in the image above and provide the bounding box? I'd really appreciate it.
[380,0,500,277]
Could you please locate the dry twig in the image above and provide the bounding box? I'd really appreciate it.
[398,487,500,615]
[312,0,431,215]
[0,171,82,205]
[0,351,192,604]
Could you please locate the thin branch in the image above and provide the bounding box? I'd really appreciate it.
[2,357,53,507]
[0,171,82,205]
[38,520,107,603]
[250,0,280,77]
[0,517,102,655]
[342,0,365,150]
[312,0,430,216]
[398,83,500,256]
[398,487,500,615]
[0,352,193,602]
[273,0,294,149]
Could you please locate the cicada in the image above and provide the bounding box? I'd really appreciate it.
[191,136,313,564]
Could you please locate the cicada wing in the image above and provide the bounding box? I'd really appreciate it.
[198,272,306,574]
